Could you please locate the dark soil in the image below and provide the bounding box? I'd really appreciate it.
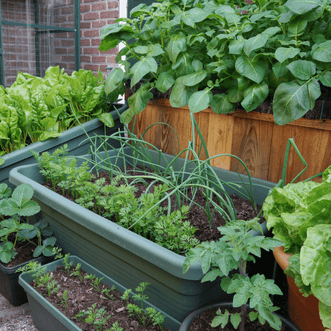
[2,234,40,268]
[31,264,170,331]
[42,165,265,247]
[187,306,292,331]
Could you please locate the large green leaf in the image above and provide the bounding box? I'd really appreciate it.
[127,86,153,116]
[166,32,187,63]
[105,68,124,95]
[229,38,245,55]
[320,71,331,87]
[241,83,269,112]
[130,57,157,88]
[181,8,209,27]
[288,17,308,37]
[284,0,322,15]
[319,302,331,329]
[155,71,175,93]
[188,90,212,113]
[169,78,188,107]
[275,47,300,63]
[235,56,265,84]
[244,34,268,57]
[227,88,244,103]
[286,60,316,80]
[182,71,207,87]
[172,53,194,76]
[273,80,319,125]
[98,113,114,128]
[211,94,236,114]
[312,41,331,62]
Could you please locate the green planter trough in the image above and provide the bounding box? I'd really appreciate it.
[19,255,179,331]
[9,147,276,322]
[1,102,127,189]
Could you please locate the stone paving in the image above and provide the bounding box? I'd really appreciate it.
[0,293,39,331]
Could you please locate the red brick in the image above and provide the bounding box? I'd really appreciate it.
[92,56,106,62]
[92,20,108,28]
[61,39,75,47]
[84,30,99,37]
[84,48,100,54]
[81,56,91,62]
[80,22,91,29]
[55,16,67,23]
[84,64,99,71]
[55,48,68,54]
[84,0,101,2]
[62,55,75,62]
[107,19,116,24]
[108,1,118,9]
[92,3,107,11]
[100,11,118,19]
[91,39,101,46]
[80,39,91,46]
[61,6,74,14]
[80,4,91,12]
[84,12,99,20]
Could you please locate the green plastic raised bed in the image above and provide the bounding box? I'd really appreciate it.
[19,255,180,331]
[10,147,276,321]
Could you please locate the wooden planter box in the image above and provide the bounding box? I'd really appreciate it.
[129,99,331,183]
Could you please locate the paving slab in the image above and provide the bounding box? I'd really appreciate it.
[0,293,39,331]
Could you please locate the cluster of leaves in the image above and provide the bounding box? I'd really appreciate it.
[263,164,331,329]
[0,183,57,264]
[100,0,331,125]
[32,146,200,254]
[183,218,283,331]
[0,66,119,158]
[20,255,166,331]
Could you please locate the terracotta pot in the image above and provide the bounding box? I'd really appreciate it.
[273,246,326,331]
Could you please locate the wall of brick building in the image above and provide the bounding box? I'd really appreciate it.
[1,0,120,86]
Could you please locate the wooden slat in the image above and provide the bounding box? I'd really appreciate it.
[129,99,331,183]
[230,116,274,180]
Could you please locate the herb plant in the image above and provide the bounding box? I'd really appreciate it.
[100,0,331,125]
[0,183,57,264]
[263,164,331,329]
[183,218,283,330]
[75,303,111,331]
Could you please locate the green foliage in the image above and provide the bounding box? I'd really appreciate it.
[59,290,68,308]
[126,282,165,330]
[0,183,56,264]
[75,303,111,331]
[63,253,73,273]
[0,66,119,157]
[100,0,331,125]
[84,274,104,292]
[70,263,83,281]
[183,218,283,330]
[264,165,331,329]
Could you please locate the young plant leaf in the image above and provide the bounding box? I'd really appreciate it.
[130,57,157,88]
[235,56,265,84]
[188,90,212,113]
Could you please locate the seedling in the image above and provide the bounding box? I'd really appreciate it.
[63,254,73,273]
[125,282,165,330]
[183,218,283,331]
[108,321,123,331]
[46,280,60,297]
[70,263,83,281]
[75,303,111,331]
[84,274,104,292]
[58,290,68,308]
[101,286,116,300]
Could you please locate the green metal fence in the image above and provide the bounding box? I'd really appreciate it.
[0,0,80,87]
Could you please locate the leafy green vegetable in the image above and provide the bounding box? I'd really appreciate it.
[0,183,57,264]
[263,165,331,329]
[100,0,331,125]
[0,66,120,158]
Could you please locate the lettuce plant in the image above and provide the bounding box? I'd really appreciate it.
[263,165,331,329]
[0,183,57,264]
[100,0,331,125]
[0,66,120,156]
[183,218,283,330]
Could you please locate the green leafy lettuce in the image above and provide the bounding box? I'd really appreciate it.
[263,165,331,329]
[0,66,120,157]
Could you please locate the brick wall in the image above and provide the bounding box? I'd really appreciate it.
[1,0,120,86]
[79,0,119,78]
